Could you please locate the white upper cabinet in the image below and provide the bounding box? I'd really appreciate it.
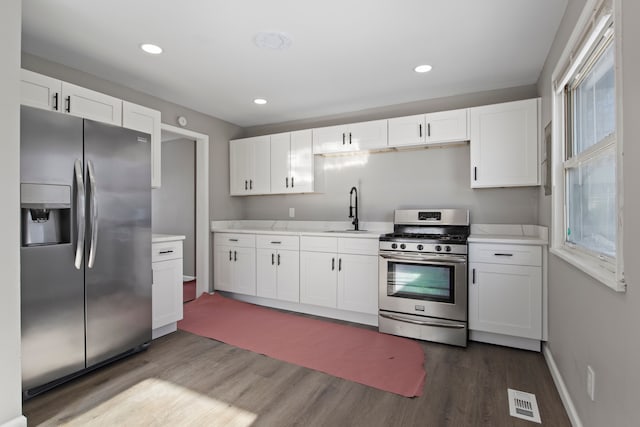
[388,109,468,148]
[62,82,122,126]
[229,136,271,195]
[122,101,162,188]
[312,119,387,154]
[270,130,314,194]
[469,98,540,188]
[20,69,62,112]
[21,69,123,127]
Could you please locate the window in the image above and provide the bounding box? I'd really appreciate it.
[551,0,624,292]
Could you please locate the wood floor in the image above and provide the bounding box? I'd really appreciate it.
[24,323,570,426]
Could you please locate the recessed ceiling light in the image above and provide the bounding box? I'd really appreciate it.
[140,43,163,55]
[254,32,293,50]
[254,98,267,105]
[414,64,433,73]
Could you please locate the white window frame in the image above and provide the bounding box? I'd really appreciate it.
[550,0,625,292]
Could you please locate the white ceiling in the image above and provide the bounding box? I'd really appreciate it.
[22,0,567,128]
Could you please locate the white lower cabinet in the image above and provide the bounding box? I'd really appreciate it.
[300,236,378,315]
[214,233,257,295]
[257,248,300,302]
[152,239,184,339]
[468,243,543,345]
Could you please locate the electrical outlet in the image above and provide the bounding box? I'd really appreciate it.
[587,365,595,401]
[289,207,295,218]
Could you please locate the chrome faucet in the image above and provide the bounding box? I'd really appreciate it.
[349,186,359,231]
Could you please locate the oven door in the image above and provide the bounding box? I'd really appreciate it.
[379,251,467,322]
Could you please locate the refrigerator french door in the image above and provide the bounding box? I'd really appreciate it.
[20,106,151,395]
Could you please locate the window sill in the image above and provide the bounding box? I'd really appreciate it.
[550,246,625,292]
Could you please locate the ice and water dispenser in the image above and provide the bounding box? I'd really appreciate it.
[21,183,71,247]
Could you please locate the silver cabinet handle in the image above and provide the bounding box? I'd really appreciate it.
[87,160,98,269]
[380,312,466,329]
[73,159,85,270]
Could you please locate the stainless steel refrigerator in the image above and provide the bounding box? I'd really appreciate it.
[20,105,152,397]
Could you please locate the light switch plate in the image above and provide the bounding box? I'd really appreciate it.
[289,207,295,218]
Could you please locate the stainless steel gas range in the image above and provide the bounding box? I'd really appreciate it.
[378,209,470,347]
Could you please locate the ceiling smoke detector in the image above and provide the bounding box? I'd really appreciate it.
[254,32,293,50]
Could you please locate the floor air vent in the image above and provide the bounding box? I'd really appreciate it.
[507,388,541,423]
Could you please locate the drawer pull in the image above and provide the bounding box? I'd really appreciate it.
[271,241,282,244]
[229,238,239,242]
[494,253,513,257]
[159,250,174,254]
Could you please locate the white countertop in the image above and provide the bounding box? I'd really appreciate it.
[468,224,548,245]
[152,233,186,243]
[211,220,392,239]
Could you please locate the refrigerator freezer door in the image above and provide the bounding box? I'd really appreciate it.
[20,106,86,391]
[84,120,152,367]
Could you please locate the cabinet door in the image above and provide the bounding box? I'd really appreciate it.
[61,82,122,126]
[122,101,161,188]
[256,248,278,299]
[276,249,300,302]
[470,98,539,188]
[152,258,183,329]
[300,251,337,308]
[337,254,378,314]
[20,69,62,112]
[248,135,271,194]
[229,139,250,195]
[348,119,388,151]
[312,124,348,154]
[388,114,426,147]
[270,132,291,194]
[214,245,235,291]
[469,262,542,339]
[233,246,257,295]
[290,129,314,193]
[425,108,468,143]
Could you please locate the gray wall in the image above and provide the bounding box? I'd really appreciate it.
[243,85,540,224]
[0,0,23,424]
[152,138,196,277]
[537,1,639,426]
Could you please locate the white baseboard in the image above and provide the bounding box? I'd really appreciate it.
[0,415,27,427]
[543,343,584,427]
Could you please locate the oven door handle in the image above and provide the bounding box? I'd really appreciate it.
[379,252,467,264]
[379,312,466,329]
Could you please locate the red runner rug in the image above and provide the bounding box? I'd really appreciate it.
[178,293,426,397]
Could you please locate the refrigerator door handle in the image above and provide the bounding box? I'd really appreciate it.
[73,159,85,269]
[87,160,99,269]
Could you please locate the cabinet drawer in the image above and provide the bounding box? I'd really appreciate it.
[256,234,299,250]
[152,241,183,262]
[301,236,338,253]
[338,238,379,255]
[214,233,256,248]
[469,243,541,266]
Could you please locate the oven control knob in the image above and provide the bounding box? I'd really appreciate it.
[400,244,406,249]
[445,246,452,252]
[435,245,442,252]
[391,243,397,249]
[417,244,424,251]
